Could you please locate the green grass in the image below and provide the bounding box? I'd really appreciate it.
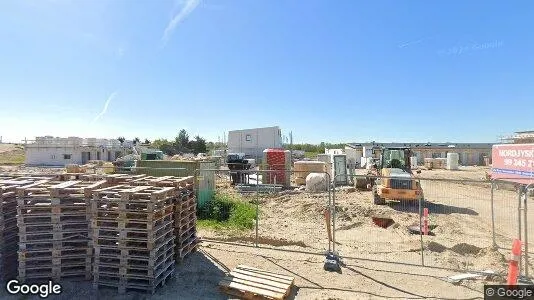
[197,192,256,230]
[304,151,319,159]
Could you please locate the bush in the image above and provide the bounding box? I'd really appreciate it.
[197,192,256,230]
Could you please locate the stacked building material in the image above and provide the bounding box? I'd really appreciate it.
[16,180,106,282]
[129,176,198,262]
[91,185,176,294]
[0,179,24,281]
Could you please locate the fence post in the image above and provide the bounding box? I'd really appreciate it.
[524,184,531,278]
[332,175,337,253]
[255,170,259,248]
[491,180,497,249]
[419,186,424,266]
[518,187,523,273]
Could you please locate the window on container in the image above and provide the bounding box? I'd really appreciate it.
[63,154,71,160]
[245,134,252,142]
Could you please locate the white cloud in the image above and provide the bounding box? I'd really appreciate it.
[161,0,200,47]
[92,91,118,123]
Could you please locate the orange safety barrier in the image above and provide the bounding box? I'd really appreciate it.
[507,239,522,286]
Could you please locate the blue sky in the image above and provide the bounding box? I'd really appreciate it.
[0,0,532,144]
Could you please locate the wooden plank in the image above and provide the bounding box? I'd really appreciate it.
[236,265,294,282]
[219,280,285,300]
[0,180,32,186]
[85,180,108,190]
[50,181,80,189]
[18,180,51,190]
[154,176,173,182]
[124,186,152,194]
[232,269,292,286]
[152,187,175,195]
[94,185,126,193]
[227,274,289,293]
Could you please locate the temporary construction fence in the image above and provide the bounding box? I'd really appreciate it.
[8,166,533,281]
[332,173,534,280]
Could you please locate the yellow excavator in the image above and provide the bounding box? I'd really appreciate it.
[372,147,424,205]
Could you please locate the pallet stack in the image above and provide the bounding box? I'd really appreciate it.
[175,177,197,261]
[91,185,176,294]
[16,180,106,282]
[0,179,24,281]
[129,176,198,262]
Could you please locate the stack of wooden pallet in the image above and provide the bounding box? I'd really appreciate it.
[175,178,197,261]
[91,185,176,294]
[0,178,26,281]
[129,176,198,262]
[16,180,106,282]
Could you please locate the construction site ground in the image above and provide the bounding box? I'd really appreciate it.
[0,165,531,299]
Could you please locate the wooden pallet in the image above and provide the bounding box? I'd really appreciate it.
[95,246,174,269]
[91,197,174,212]
[129,176,195,188]
[17,214,89,225]
[91,219,174,241]
[94,229,174,250]
[19,239,91,251]
[93,185,177,201]
[19,222,90,234]
[90,208,173,224]
[15,180,106,198]
[219,265,294,300]
[91,213,173,231]
[93,262,174,294]
[93,255,174,278]
[18,247,92,259]
[94,235,175,257]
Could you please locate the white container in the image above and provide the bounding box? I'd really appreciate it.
[366,157,374,170]
[410,156,418,169]
[360,157,367,168]
[447,153,459,170]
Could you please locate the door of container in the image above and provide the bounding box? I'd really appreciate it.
[334,155,347,185]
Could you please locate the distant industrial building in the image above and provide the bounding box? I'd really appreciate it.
[227,126,282,160]
[501,131,534,144]
[25,136,125,166]
[345,142,494,166]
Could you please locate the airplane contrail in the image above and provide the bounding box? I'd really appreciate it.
[92,91,118,123]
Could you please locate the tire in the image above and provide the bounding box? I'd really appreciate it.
[373,187,386,205]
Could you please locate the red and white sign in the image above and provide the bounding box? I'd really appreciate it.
[492,144,534,184]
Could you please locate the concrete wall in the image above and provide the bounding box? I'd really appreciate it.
[25,147,120,166]
[227,126,282,160]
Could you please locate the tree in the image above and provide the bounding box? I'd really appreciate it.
[175,129,190,153]
[190,135,207,154]
[117,137,125,144]
[152,138,176,155]
[144,138,151,144]
[133,137,140,145]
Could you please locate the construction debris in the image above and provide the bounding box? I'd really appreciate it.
[446,270,495,284]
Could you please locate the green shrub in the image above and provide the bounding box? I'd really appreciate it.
[197,192,256,230]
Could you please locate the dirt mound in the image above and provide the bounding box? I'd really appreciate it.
[427,241,447,253]
[450,243,482,255]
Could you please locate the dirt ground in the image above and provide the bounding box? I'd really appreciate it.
[1,165,531,299]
